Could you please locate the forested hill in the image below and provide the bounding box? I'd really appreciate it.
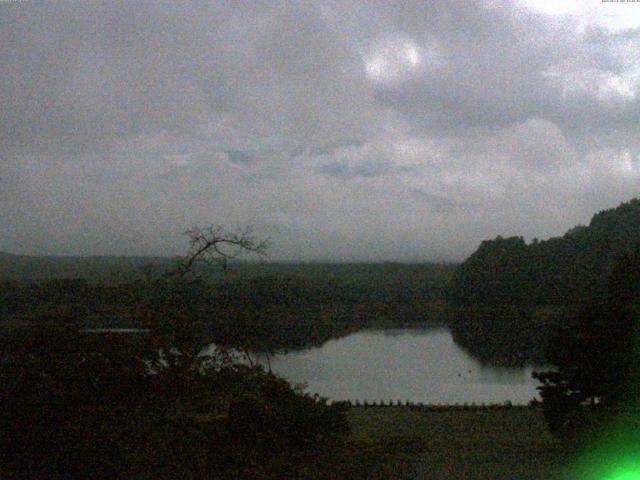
[448,198,640,306]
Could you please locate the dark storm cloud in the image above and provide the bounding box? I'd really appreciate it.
[1,0,639,259]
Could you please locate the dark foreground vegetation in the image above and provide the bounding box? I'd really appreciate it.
[0,325,355,479]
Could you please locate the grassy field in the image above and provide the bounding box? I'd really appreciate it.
[347,407,572,479]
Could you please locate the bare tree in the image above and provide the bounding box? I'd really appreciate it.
[135,225,269,414]
[167,225,269,278]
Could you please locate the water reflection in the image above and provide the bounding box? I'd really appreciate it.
[257,328,542,405]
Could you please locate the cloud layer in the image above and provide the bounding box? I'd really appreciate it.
[2,0,640,260]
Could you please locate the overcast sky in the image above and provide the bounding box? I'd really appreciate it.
[2,0,640,261]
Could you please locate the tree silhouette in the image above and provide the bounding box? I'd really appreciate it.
[533,249,640,434]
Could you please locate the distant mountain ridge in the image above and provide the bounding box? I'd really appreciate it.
[0,253,175,282]
[448,197,640,306]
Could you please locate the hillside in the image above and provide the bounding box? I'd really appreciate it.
[448,198,640,307]
[447,197,640,366]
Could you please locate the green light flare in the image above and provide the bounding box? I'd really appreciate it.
[608,464,640,480]
[562,410,640,480]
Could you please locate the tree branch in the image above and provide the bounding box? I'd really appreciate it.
[165,225,269,278]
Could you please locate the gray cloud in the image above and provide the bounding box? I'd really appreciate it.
[1,0,640,260]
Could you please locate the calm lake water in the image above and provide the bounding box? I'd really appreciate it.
[255,328,542,405]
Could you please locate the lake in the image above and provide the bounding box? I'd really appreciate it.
[254,328,543,405]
